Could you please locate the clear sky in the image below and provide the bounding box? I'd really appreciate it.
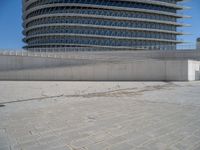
[0,0,199,49]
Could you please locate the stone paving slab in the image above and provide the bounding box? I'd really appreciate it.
[0,81,200,150]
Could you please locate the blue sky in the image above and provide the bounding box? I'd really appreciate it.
[0,0,199,49]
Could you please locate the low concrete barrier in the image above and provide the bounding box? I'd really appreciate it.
[0,55,199,81]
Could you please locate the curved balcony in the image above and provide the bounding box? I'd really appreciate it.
[24,23,186,36]
[24,0,188,11]
[23,3,188,20]
[23,13,190,29]
[24,33,182,43]
[24,43,179,50]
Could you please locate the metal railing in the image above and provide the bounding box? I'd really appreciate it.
[0,44,199,59]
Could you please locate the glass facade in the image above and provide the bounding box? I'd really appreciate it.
[23,0,186,50]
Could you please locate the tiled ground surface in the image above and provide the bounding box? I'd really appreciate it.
[0,81,200,150]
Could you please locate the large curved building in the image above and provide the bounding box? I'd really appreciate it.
[22,0,189,50]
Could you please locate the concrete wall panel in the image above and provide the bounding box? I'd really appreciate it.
[0,55,199,81]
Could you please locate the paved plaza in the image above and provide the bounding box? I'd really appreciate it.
[0,81,200,150]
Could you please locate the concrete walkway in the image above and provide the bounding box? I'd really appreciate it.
[0,81,200,150]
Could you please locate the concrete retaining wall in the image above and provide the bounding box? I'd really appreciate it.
[188,60,200,81]
[0,55,199,81]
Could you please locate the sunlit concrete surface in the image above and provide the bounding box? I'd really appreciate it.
[1,81,200,150]
[1,54,200,81]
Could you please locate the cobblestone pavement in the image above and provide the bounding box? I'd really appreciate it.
[0,81,200,150]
